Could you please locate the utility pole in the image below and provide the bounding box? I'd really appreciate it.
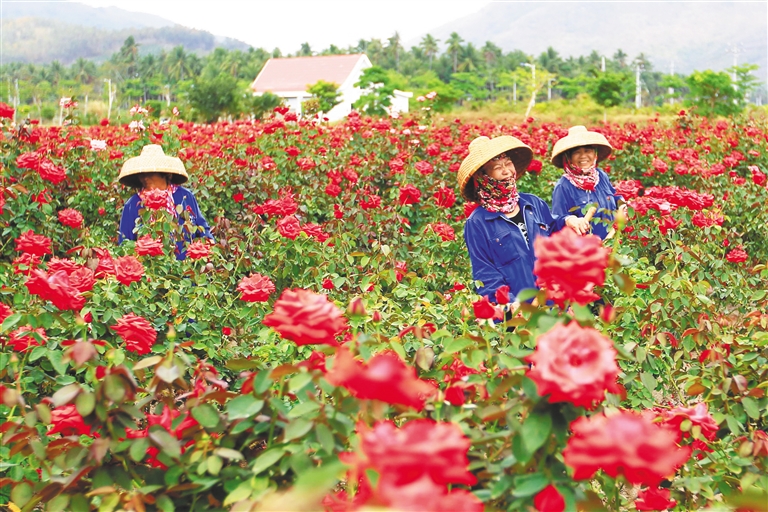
[726,43,744,81]
[635,64,643,109]
[14,79,19,122]
[601,56,605,72]
[521,63,536,117]
[547,78,555,101]
[513,82,517,105]
[668,61,675,104]
[104,78,114,121]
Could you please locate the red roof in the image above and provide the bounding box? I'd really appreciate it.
[251,54,368,93]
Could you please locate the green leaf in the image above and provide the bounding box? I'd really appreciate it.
[226,358,261,371]
[741,397,760,419]
[214,448,244,461]
[444,337,474,354]
[521,411,552,454]
[512,472,549,497]
[1,312,22,333]
[155,495,175,512]
[130,437,150,462]
[29,345,48,362]
[191,403,220,429]
[206,455,223,476]
[315,423,335,455]
[252,448,286,474]
[75,392,95,417]
[288,372,313,393]
[223,481,252,507]
[640,372,657,393]
[226,395,264,420]
[287,401,320,419]
[51,383,81,407]
[149,425,181,459]
[284,418,314,441]
[48,349,68,375]
[11,481,33,507]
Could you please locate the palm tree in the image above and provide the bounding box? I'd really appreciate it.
[613,49,628,68]
[165,46,192,82]
[420,34,439,71]
[387,32,402,71]
[457,43,480,72]
[446,32,464,73]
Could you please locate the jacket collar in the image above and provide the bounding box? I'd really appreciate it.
[473,193,535,221]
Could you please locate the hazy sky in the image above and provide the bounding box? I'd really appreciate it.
[78,0,491,53]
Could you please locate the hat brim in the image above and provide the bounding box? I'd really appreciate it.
[551,130,613,168]
[458,137,533,202]
[119,170,188,188]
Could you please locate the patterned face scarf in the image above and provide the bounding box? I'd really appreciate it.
[473,171,519,213]
[563,148,600,191]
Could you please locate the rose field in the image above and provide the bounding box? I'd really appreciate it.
[0,102,767,512]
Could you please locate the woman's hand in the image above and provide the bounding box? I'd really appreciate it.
[565,215,591,235]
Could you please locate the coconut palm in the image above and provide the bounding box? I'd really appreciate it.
[420,34,440,71]
[446,32,464,73]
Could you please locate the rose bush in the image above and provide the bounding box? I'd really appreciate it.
[0,105,766,510]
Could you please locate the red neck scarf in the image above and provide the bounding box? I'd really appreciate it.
[563,157,600,191]
[474,173,519,213]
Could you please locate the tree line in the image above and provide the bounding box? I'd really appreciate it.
[0,32,762,123]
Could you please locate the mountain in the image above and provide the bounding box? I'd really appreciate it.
[422,1,767,81]
[0,2,251,64]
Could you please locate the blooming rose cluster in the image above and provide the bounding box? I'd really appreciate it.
[534,229,609,307]
[237,273,276,302]
[324,420,482,511]
[263,288,348,346]
[526,322,621,409]
[111,313,157,354]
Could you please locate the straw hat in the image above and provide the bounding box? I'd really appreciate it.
[457,136,533,202]
[550,126,612,168]
[118,144,189,188]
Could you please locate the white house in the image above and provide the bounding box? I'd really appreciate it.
[250,54,410,121]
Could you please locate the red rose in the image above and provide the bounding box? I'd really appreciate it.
[433,187,456,208]
[112,313,157,354]
[263,288,348,346]
[325,182,341,197]
[13,253,41,275]
[360,193,381,210]
[135,235,164,257]
[8,326,47,352]
[114,256,144,286]
[237,273,276,302]
[563,411,692,486]
[0,102,14,119]
[426,223,455,242]
[296,157,316,170]
[16,152,42,171]
[726,246,748,263]
[221,327,232,336]
[378,477,482,512]
[277,215,302,240]
[414,161,433,175]
[38,160,67,184]
[472,295,497,319]
[284,145,300,157]
[749,165,766,186]
[48,404,92,436]
[0,303,12,324]
[534,229,609,308]
[388,157,405,174]
[322,278,335,290]
[655,402,719,443]
[186,241,211,260]
[301,223,329,242]
[527,159,543,173]
[25,270,85,311]
[140,188,168,210]
[534,485,565,512]
[15,230,52,256]
[68,267,95,293]
[495,285,510,305]
[398,184,421,206]
[357,420,476,486]
[232,192,244,203]
[47,257,79,275]
[58,208,84,229]
[326,348,435,410]
[635,487,677,511]
[526,322,621,409]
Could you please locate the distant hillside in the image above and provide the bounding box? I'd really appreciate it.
[0,17,251,65]
[1,1,175,30]
[424,1,767,81]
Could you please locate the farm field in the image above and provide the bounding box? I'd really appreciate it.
[0,102,767,511]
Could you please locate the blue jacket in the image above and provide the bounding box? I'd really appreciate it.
[463,193,568,302]
[119,186,214,260]
[551,168,622,240]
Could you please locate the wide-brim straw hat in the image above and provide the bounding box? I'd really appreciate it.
[550,126,612,168]
[118,144,189,188]
[458,135,533,202]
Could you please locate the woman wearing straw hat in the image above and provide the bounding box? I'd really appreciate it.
[459,135,590,303]
[551,126,626,240]
[118,144,213,260]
